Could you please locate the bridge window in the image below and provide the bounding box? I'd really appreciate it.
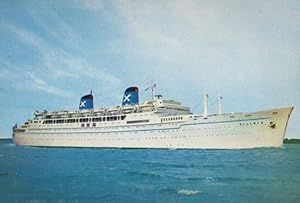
[57,119,64,124]
[43,120,54,124]
[80,118,88,122]
[92,117,102,122]
[67,119,76,123]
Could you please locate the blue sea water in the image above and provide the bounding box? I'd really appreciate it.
[0,139,300,203]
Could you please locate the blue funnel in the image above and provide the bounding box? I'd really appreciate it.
[122,87,139,106]
[79,92,94,110]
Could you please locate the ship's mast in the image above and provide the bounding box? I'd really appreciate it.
[204,92,208,118]
[151,85,155,100]
[145,83,156,101]
[218,94,222,115]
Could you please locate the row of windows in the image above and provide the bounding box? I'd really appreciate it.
[161,116,183,122]
[81,123,97,128]
[43,115,126,124]
[240,121,264,126]
[30,125,247,135]
[33,120,268,133]
[28,124,163,131]
[28,133,243,144]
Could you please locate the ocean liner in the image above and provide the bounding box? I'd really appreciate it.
[13,86,293,149]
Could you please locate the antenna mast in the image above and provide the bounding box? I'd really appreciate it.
[218,95,222,115]
[145,82,156,100]
[203,92,208,118]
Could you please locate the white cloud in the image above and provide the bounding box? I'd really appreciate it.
[0,63,10,78]
[2,21,123,93]
[62,57,122,85]
[26,6,84,52]
[113,0,299,89]
[74,0,104,11]
[26,72,73,97]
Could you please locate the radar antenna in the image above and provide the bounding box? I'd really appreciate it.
[145,82,156,100]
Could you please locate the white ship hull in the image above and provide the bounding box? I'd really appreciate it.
[13,107,293,149]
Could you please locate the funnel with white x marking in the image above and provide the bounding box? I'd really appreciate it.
[79,91,94,110]
[122,87,139,106]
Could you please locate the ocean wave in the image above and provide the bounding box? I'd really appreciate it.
[159,187,202,196]
[126,170,163,178]
[204,176,217,182]
[141,161,197,169]
[182,176,218,183]
[140,171,162,178]
[159,186,175,193]
[177,189,201,196]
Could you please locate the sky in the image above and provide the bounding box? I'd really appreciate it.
[0,0,299,138]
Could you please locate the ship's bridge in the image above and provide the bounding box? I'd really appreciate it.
[150,95,190,115]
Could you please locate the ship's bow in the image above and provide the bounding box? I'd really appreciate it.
[268,107,293,146]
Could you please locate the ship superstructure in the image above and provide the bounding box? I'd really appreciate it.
[13,86,293,149]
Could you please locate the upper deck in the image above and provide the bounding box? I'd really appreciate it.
[34,97,190,120]
[23,97,190,128]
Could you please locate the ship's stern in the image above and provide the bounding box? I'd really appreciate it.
[12,124,26,146]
